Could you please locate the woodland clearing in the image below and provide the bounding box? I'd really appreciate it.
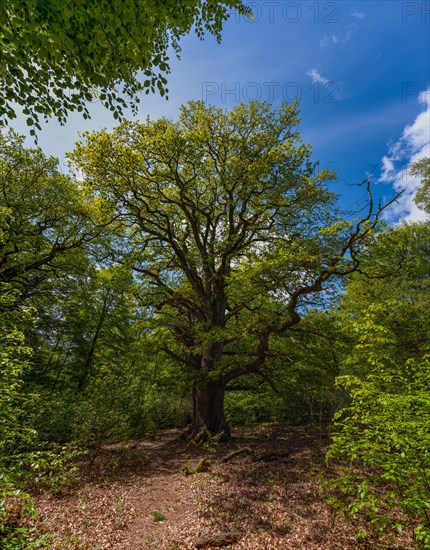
[27,426,416,549]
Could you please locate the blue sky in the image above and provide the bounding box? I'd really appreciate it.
[11,0,430,221]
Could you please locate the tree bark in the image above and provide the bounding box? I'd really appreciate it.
[188,377,230,441]
[77,294,110,392]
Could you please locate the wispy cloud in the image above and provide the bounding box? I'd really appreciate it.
[319,25,355,48]
[319,35,339,47]
[306,68,329,86]
[351,10,366,19]
[379,89,430,222]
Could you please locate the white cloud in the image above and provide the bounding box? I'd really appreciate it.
[379,88,430,222]
[351,10,366,19]
[319,34,339,47]
[419,89,430,105]
[380,156,395,182]
[320,21,360,48]
[306,68,329,86]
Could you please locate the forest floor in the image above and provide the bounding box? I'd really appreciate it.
[30,426,416,549]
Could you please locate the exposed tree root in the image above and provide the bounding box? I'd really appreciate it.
[182,458,212,476]
[221,446,290,463]
[256,450,290,461]
[188,429,210,446]
[221,446,255,462]
[183,445,290,477]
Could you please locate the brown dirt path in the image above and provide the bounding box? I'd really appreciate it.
[31,427,416,549]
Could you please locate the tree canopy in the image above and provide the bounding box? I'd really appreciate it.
[0,0,249,132]
[69,100,396,439]
[411,157,430,214]
[0,131,98,298]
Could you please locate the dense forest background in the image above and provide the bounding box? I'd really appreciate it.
[1,1,430,547]
[1,116,429,548]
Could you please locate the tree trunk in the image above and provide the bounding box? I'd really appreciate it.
[188,378,230,441]
[77,295,110,392]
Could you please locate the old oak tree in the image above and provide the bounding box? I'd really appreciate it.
[70,100,398,440]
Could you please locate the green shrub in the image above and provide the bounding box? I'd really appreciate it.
[326,353,430,546]
[0,286,84,547]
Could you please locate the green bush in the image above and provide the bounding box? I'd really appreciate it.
[325,308,430,547]
[0,285,84,547]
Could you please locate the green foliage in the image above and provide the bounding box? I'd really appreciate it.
[411,157,430,214]
[0,286,39,547]
[0,285,36,456]
[25,262,191,444]
[224,310,345,427]
[0,526,53,549]
[327,352,430,544]
[0,444,83,548]
[326,222,430,546]
[0,1,249,130]
[2,97,428,548]
[225,388,277,426]
[0,135,97,543]
[72,364,148,447]
[68,99,385,437]
[0,284,83,547]
[0,130,96,293]
[153,510,166,522]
